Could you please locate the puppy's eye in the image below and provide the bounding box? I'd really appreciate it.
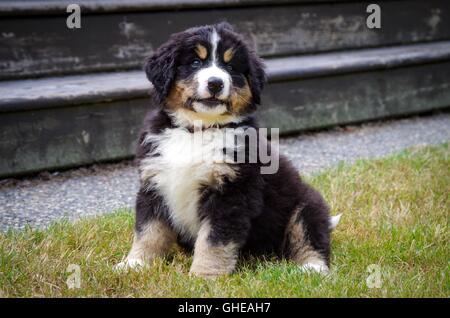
[191,59,202,69]
[226,64,233,72]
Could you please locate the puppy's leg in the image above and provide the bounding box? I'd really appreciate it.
[285,188,331,274]
[116,189,175,270]
[189,167,262,278]
[117,219,176,270]
[189,220,240,278]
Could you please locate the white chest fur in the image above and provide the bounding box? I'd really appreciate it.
[139,128,237,240]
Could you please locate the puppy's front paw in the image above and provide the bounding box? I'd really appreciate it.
[299,262,329,275]
[114,258,146,272]
[189,257,235,279]
[189,261,234,279]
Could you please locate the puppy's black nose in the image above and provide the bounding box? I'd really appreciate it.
[207,77,224,95]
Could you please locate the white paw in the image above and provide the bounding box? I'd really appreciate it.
[114,258,146,271]
[300,262,330,274]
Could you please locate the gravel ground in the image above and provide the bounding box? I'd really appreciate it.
[1,113,449,231]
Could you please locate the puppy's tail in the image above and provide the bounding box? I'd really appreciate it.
[329,214,342,231]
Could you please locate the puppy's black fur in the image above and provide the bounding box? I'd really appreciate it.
[122,23,333,275]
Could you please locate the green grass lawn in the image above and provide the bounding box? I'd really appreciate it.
[0,144,449,297]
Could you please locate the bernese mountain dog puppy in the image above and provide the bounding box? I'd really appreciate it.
[116,22,340,277]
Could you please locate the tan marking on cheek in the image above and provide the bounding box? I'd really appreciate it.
[223,48,234,63]
[230,80,252,114]
[195,44,208,60]
[166,79,196,110]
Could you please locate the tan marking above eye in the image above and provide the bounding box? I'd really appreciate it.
[195,44,208,60]
[223,48,234,63]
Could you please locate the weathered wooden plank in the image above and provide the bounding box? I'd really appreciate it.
[0,99,150,177]
[0,0,352,16]
[260,62,450,133]
[2,41,450,113]
[0,71,149,112]
[1,61,449,177]
[267,41,450,82]
[1,0,449,79]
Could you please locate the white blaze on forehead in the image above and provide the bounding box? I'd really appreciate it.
[195,28,231,100]
[211,28,220,61]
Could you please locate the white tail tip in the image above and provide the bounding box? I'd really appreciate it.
[329,214,342,230]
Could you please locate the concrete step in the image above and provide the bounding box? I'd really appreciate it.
[1,0,449,80]
[1,41,450,177]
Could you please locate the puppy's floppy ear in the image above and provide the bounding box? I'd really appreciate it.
[144,37,179,104]
[247,51,266,106]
